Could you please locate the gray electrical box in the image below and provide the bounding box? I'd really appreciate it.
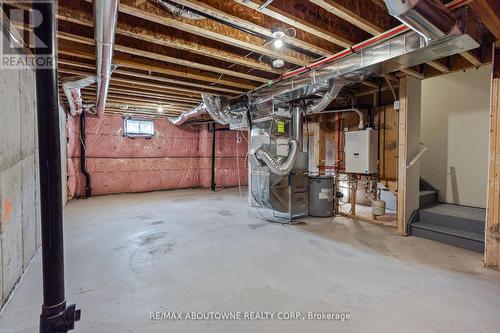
[345,128,378,174]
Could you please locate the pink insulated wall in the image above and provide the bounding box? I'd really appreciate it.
[66,114,248,199]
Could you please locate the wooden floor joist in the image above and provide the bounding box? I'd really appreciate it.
[57,4,283,75]
[118,0,311,67]
[166,0,332,57]
[58,49,257,90]
[57,31,269,83]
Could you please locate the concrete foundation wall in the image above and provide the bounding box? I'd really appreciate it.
[0,67,40,307]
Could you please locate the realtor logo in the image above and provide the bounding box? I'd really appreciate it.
[1,0,55,69]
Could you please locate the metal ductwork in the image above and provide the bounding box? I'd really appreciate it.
[94,0,119,118]
[247,0,477,111]
[62,76,96,116]
[305,82,345,114]
[383,0,461,43]
[167,103,207,125]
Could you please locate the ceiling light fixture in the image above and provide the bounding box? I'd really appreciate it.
[271,27,285,49]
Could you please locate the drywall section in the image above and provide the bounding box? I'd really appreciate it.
[66,115,247,198]
[0,67,40,306]
[421,65,492,208]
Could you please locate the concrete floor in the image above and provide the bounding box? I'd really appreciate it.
[1,188,499,332]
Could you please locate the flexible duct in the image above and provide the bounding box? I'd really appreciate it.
[305,82,345,114]
[157,0,205,20]
[167,103,207,125]
[62,76,96,116]
[202,94,244,125]
[254,140,299,176]
[94,0,119,118]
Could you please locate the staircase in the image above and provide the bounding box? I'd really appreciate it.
[410,179,486,253]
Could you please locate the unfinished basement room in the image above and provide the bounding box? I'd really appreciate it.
[1,0,500,332]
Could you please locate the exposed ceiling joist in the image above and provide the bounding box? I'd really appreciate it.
[308,0,386,36]
[118,0,310,66]
[470,0,500,41]
[57,31,269,83]
[57,4,283,75]
[166,0,332,57]
[58,49,256,90]
[234,0,352,49]
[58,59,245,95]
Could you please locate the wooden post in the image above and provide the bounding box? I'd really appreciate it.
[397,75,422,235]
[485,46,500,269]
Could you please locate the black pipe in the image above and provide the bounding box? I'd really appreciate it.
[34,1,80,332]
[208,125,231,192]
[210,123,216,192]
[80,112,91,198]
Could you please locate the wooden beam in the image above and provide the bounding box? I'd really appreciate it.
[400,68,425,80]
[78,91,198,107]
[57,3,283,74]
[59,68,204,98]
[58,49,256,90]
[118,0,310,66]
[58,59,245,94]
[309,0,385,35]
[426,60,450,73]
[167,0,332,56]
[460,51,483,67]
[485,46,500,269]
[470,0,500,41]
[57,31,269,83]
[58,67,220,97]
[235,0,353,49]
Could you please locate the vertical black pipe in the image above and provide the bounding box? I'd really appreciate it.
[34,1,80,332]
[210,123,216,192]
[80,112,91,198]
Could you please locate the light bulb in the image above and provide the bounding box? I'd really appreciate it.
[273,38,283,49]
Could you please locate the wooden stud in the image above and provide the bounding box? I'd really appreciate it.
[485,46,500,269]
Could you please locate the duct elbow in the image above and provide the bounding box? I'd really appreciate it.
[306,82,345,114]
[167,103,207,125]
[383,0,460,42]
[62,76,97,116]
[254,140,299,176]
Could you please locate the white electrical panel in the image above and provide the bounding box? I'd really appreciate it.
[345,128,378,174]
